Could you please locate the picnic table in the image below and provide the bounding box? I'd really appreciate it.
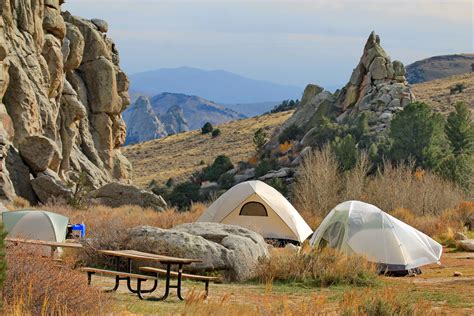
[97,249,202,300]
[5,237,83,258]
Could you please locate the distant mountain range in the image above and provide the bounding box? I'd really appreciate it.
[129,66,303,111]
[123,92,245,145]
[406,54,474,84]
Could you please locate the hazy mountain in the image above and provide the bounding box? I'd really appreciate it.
[129,66,302,105]
[123,96,188,145]
[123,93,246,144]
[406,54,474,84]
[223,102,280,117]
[149,92,246,130]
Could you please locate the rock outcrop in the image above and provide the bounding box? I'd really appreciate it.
[127,223,270,281]
[124,92,245,145]
[122,96,168,145]
[0,2,132,204]
[230,32,416,186]
[88,182,167,211]
[334,31,415,131]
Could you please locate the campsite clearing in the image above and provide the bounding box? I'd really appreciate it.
[92,251,474,314]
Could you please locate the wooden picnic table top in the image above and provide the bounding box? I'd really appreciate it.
[98,249,202,264]
[5,237,83,248]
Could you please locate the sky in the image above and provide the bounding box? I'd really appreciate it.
[63,0,473,89]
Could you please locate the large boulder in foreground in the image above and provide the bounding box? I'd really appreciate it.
[127,223,270,281]
[88,182,167,211]
[457,239,474,252]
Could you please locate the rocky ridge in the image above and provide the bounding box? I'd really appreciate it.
[406,54,474,84]
[123,95,190,145]
[228,31,416,186]
[123,92,246,145]
[0,1,136,204]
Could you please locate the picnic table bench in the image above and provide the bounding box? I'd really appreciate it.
[5,237,83,258]
[84,249,205,301]
[140,266,220,298]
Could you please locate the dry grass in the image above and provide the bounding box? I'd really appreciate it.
[9,202,207,268]
[339,287,432,316]
[123,111,293,186]
[292,147,341,222]
[292,148,466,224]
[412,73,474,116]
[180,290,329,316]
[2,245,108,315]
[255,248,378,288]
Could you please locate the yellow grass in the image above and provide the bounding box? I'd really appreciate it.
[122,111,293,186]
[412,73,474,116]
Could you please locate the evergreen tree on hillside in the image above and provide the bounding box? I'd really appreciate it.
[445,102,473,155]
[253,128,268,155]
[331,134,358,171]
[389,102,446,169]
[437,102,474,191]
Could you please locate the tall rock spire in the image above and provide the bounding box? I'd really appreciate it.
[335,31,415,131]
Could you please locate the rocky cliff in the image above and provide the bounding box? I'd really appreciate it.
[227,32,417,186]
[281,31,415,146]
[123,92,245,145]
[0,1,132,204]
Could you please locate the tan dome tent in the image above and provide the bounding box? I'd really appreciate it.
[2,210,69,242]
[198,180,313,243]
[310,201,442,274]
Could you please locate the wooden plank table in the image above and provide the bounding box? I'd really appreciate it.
[5,237,83,257]
[98,249,202,300]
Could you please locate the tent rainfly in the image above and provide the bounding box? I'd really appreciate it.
[310,201,443,272]
[198,180,313,243]
[2,210,69,242]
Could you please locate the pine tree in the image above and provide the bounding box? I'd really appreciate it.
[253,128,267,154]
[331,134,358,171]
[389,102,446,169]
[445,102,473,155]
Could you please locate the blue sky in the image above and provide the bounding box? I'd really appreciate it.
[63,0,473,88]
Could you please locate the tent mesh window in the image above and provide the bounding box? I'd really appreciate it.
[239,202,268,216]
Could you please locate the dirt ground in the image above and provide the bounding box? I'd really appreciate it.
[89,251,474,315]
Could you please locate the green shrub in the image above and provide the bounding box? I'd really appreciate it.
[200,155,234,182]
[149,180,172,200]
[331,134,358,171]
[389,102,446,170]
[218,172,235,190]
[445,102,473,156]
[450,83,466,95]
[201,122,213,134]
[211,128,221,138]
[253,128,268,154]
[270,99,300,113]
[278,124,304,144]
[308,116,347,148]
[267,178,288,196]
[168,181,202,210]
[255,159,278,177]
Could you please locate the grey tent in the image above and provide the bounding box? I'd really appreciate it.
[2,210,69,242]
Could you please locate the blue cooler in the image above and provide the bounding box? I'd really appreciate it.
[71,223,86,238]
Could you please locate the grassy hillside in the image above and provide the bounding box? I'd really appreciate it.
[406,54,474,84]
[412,73,473,115]
[123,111,293,186]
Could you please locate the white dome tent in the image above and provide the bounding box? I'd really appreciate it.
[198,180,313,243]
[310,201,442,274]
[2,210,69,242]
